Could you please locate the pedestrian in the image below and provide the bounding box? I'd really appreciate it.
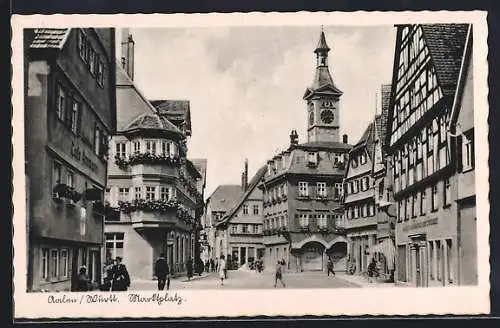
[218,255,226,286]
[327,257,335,276]
[154,253,170,291]
[210,259,215,272]
[111,257,131,291]
[99,261,114,291]
[223,257,228,279]
[76,266,91,291]
[205,260,210,273]
[367,257,378,283]
[215,258,219,273]
[186,258,194,281]
[274,260,286,288]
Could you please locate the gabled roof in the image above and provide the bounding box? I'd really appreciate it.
[29,28,70,49]
[449,25,473,128]
[191,158,207,187]
[421,24,469,97]
[216,165,267,228]
[207,185,243,213]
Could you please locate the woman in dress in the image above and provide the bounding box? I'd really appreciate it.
[218,255,226,286]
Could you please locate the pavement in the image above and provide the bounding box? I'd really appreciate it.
[334,273,398,288]
[129,269,364,290]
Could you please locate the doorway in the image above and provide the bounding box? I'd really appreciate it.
[240,247,247,266]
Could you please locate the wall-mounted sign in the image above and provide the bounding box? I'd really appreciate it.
[71,142,98,172]
[402,217,438,232]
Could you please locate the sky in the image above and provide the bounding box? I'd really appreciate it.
[116,26,396,199]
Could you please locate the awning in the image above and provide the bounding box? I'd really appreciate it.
[367,238,396,269]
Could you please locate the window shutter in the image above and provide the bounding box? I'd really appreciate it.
[470,131,475,169]
[456,135,463,172]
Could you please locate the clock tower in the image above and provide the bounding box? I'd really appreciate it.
[303,28,343,143]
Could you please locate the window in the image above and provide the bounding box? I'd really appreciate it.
[362,204,368,217]
[145,187,156,200]
[354,206,359,218]
[308,152,318,165]
[96,60,104,86]
[53,161,62,186]
[351,158,358,168]
[60,249,68,279]
[133,141,141,154]
[253,205,259,215]
[242,225,248,233]
[368,204,375,216]
[431,184,438,211]
[317,214,327,228]
[298,182,309,197]
[70,100,80,134]
[105,233,124,261]
[316,182,327,197]
[41,248,49,280]
[334,153,344,165]
[162,141,171,155]
[134,187,142,200]
[420,190,426,215]
[412,193,418,218]
[118,187,129,201]
[78,30,87,60]
[56,85,66,120]
[360,153,367,164]
[230,225,237,234]
[146,140,157,154]
[299,214,309,228]
[243,204,249,215]
[462,132,474,171]
[89,49,96,75]
[443,179,451,207]
[50,249,59,279]
[116,142,126,159]
[94,127,101,156]
[398,200,403,222]
[66,170,74,188]
[354,180,360,193]
[334,183,343,199]
[160,187,170,200]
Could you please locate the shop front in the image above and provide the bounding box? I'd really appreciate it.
[291,234,348,272]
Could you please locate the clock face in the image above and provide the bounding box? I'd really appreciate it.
[321,109,334,124]
[309,111,315,125]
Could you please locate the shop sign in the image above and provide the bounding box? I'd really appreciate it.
[71,142,98,172]
[402,217,438,232]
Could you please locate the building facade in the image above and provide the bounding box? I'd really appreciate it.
[215,162,267,269]
[25,28,117,291]
[204,185,243,263]
[344,121,379,274]
[260,30,352,273]
[385,24,470,287]
[104,30,205,280]
[448,27,476,285]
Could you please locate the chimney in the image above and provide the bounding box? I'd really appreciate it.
[342,134,348,144]
[289,130,299,147]
[242,159,249,191]
[121,28,135,80]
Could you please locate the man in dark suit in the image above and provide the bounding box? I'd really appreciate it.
[155,253,170,290]
[111,257,131,291]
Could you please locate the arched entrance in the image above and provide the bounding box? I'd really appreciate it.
[301,241,325,271]
[327,242,348,272]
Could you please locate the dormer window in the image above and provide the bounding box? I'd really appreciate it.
[308,152,318,166]
[360,153,367,165]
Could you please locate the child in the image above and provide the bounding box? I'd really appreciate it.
[219,255,226,286]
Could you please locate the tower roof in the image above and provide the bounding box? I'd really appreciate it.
[314,30,331,54]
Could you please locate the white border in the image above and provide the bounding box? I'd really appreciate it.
[12,11,490,318]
